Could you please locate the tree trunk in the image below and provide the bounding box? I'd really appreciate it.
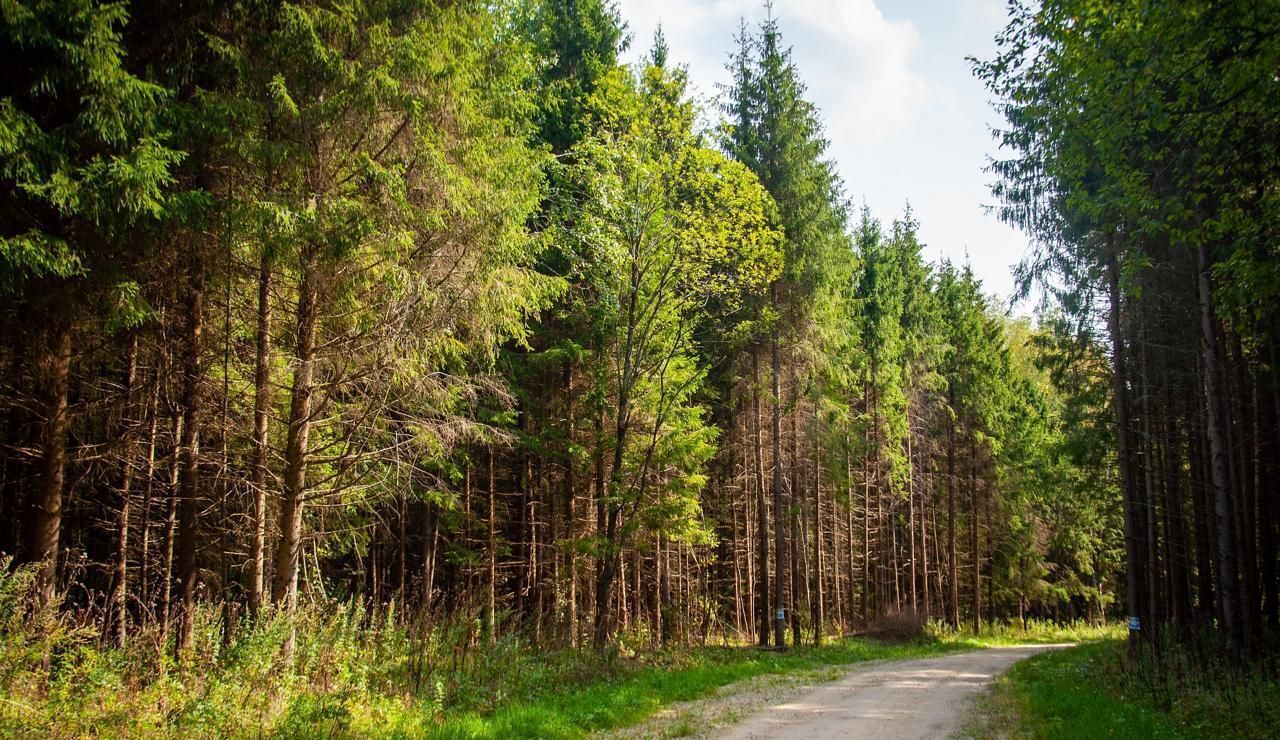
[159,409,181,643]
[108,336,139,647]
[812,409,824,646]
[907,424,918,613]
[771,324,786,648]
[486,446,497,645]
[1262,338,1280,627]
[753,351,770,646]
[422,500,438,610]
[1108,255,1145,658]
[592,380,632,648]
[1187,389,1215,625]
[1197,243,1242,652]
[790,391,803,647]
[970,436,980,634]
[249,254,273,619]
[564,360,578,647]
[139,371,160,611]
[917,421,931,617]
[861,411,872,623]
[273,253,319,633]
[398,494,408,604]
[731,464,744,637]
[1138,328,1163,639]
[174,261,204,660]
[25,320,73,613]
[593,404,606,634]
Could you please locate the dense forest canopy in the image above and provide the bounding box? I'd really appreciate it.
[976,0,1280,660]
[1,1,1276,731]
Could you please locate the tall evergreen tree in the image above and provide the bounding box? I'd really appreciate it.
[0,0,179,610]
[721,7,848,648]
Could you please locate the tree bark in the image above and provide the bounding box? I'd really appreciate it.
[947,389,957,624]
[138,370,160,611]
[907,424,918,613]
[753,351,770,646]
[771,323,787,648]
[108,335,139,647]
[174,260,204,659]
[812,405,824,645]
[273,253,319,630]
[159,408,181,643]
[1196,243,1242,652]
[592,372,633,648]
[564,360,578,647]
[1187,389,1215,625]
[970,436,980,634]
[790,391,803,647]
[25,320,73,613]
[1108,254,1144,658]
[249,254,273,619]
[486,446,497,644]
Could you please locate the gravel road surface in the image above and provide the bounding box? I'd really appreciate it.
[713,644,1070,739]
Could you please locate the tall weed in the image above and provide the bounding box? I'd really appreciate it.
[0,563,613,737]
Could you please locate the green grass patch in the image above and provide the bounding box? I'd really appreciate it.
[430,638,978,739]
[2,603,1006,739]
[931,618,1124,646]
[427,621,1120,739]
[0,561,1119,739]
[967,639,1280,740]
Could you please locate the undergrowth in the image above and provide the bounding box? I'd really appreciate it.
[928,617,1124,645]
[0,560,1119,738]
[967,639,1280,740]
[0,559,613,738]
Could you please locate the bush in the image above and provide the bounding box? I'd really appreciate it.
[927,617,1123,646]
[970,639,1280,740]
[0,562,624,738]
[863,609,928,643]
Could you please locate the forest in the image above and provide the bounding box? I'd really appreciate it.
[0,0,1276,736]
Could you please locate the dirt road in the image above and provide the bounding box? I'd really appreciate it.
[713,644,1070,739]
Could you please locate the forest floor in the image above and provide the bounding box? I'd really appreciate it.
[606,644,1067,739]
[961,640,1280,740]
[429,637,979,738]
[0,600,1119,739]
[431,623,1116,738]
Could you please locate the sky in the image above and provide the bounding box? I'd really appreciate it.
[614,0,1029,303]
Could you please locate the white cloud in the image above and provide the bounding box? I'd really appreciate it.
[963,0,1011,27]
[782,0,928,141]
[616,0,1027,300]
[618,0,929,143]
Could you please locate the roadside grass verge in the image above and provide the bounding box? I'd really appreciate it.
[427,617,1111,737]
[430,637,974,739]
[0,561,1114,739]
[4,606,985,739]
[965,639,1280,740]
[2,610,1042,739]
[428,620,1114,739]
[930,618,1123,646]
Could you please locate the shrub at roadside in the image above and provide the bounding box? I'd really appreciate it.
[968,639,1280,740]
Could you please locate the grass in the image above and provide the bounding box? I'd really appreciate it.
[0,562,1124,738]
[930,618,1123,646]
[3,613,1105,739]
[966,639,1280,740]
[7,609,979,738]
[424,620,1119,739]
[431,638,967,739]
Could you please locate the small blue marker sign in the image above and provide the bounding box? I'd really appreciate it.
[1128,616,1141,631]
[776,608,786,621]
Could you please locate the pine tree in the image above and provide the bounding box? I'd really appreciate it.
[1,0,179,610]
